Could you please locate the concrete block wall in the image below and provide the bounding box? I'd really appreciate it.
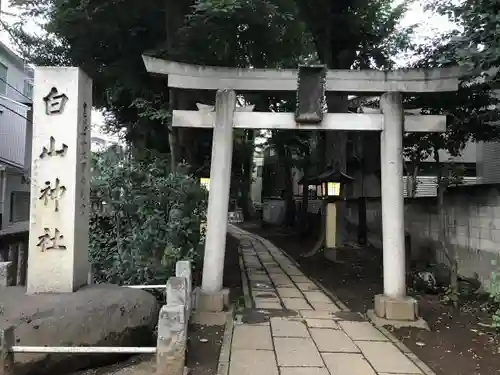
[346,184,500,285]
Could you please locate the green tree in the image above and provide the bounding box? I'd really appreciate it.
[89,146,208,285]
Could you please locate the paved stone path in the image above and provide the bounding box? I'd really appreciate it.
[224,225,432,375]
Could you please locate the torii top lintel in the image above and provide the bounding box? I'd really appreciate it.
[142,55,461,94]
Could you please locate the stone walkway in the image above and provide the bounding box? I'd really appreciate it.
[224,225,432,375]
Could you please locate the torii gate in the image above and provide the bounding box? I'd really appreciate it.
[143,55,460,321]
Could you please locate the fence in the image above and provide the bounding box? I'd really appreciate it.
[0,260,194,375]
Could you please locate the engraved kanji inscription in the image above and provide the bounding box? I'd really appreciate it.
[79,102,90,214]
[39,178,66,212]
[82,102,90,134]
[43,87,68,115]
[37,228,67,251]
[40,137,68,158]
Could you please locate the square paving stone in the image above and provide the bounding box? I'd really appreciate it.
[296,282,320,291]
[303,291,333,304]
[283,298,312,310]
[249,274,271,282]
[357,341,422,374]
[229,349,278,375]
[255,299,283,309]
[284,269,304,277]
[300,310,339,320]
[322,353,376,375]
[269,272,287,278]
[271,317,309,337]
[290,275,310,283]
[339,321,388,341]
[253,291,279,299]
[310,328,360,353]
[280,367,329,375]
[272,278,295,287]
[305,319,339,329]
[251,281,274,290]
[310,302,341,312]
[232,325,273,350]
[277,287,303,298]
[274,338,324,367]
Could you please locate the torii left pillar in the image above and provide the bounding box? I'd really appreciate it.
[198,89,236,312]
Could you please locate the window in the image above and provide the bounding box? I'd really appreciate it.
[23,80,33,99]
[10,191,30,223]
[257,166,263,178]
[0,63,7,95]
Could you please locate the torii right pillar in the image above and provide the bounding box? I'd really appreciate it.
[374,92,420,322]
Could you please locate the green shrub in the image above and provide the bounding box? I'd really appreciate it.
[89,146,207,286]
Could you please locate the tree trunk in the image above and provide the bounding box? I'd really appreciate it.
[240,131,255,220]
[168,89,177,172]
[300,151,311,233]
[325,93,349,247]
[435,148,458,307]
[283,148,295,227]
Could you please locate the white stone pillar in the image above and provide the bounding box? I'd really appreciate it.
[380,92,406,298]
[27,67,92,294]
[201,89,236,294]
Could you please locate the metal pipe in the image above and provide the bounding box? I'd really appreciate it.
[124,285,166,289]
[11,346,156,354]
[0,166,7,229]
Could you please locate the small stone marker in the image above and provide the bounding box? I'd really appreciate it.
[176,260,192,314]
[0,326,15,375]
[0,262,14,287]
[27,67,92,294]
[167,277,188,308]
[156,304,186,375]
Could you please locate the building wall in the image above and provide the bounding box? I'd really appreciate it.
[0,43,32,169]
[251,155,263,204]
[0,44,33,230]
[4,169,29,224]
[477,141,500,184]
[0,167,29,228]
[346,184,500,286]
[0,97,29,168]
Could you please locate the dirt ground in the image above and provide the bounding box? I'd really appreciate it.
[241,222,500,375]
[71,234,242,375]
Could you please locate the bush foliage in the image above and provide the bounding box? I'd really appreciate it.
[89,146,207,286]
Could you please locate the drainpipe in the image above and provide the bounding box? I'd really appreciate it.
[0,165,6,229]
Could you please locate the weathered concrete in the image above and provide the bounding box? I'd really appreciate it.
[380,92,406,300]
[374,294,418,321]
[201,89,236,294]
[367,309,430,330]
[142,56,461,93]
[0,262,14,287]
[156,304,186,375]
[172,110,447,132]
[28,67,92,294]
